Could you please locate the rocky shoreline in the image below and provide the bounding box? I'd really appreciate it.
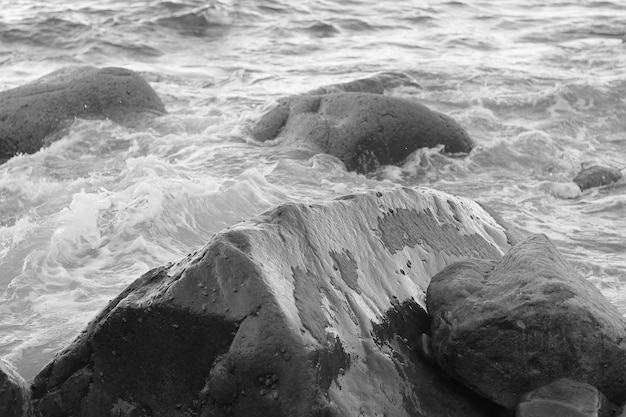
[1,67,625,417]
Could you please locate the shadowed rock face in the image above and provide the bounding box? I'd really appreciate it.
[0,361,29,417]
[31,187,512,417]
[427,234,626,410]
[250,93,474,173]
[0,66,166,163]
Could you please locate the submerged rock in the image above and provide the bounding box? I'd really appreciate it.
[0,360,29,417]
[0,66,166,163]
[516,379,611,417]
[31,187,513,417]
[306,72,421,95]
[250,92,473,173]
[573,165,622,191]
[427,234,626,409]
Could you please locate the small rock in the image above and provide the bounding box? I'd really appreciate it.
[573,165,622,191]
[516,379,611,417]
[305,72,420,95]
[414,333,437,367]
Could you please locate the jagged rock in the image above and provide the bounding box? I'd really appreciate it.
[31,187,513,417]
[250,93,473,173]
[0,359,29,417]
[0,66,166,163]
[573,165,622,191]
[306,72,421,95]
[427,234,626,409]
[516,379,612,417]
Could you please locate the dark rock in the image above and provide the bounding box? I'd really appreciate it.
[250,92,473,173]
[32,187,513,417]
[573,165,622,191]
[427,234,626,409]
[516,379,612,417]
[0,360,29,417]
[0,66,166,163]
[306,72,421,95]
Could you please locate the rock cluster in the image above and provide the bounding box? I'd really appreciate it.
[2,68,624,417]
[305,72,421,95]
[28,187,512,417]
[0,66,166,163]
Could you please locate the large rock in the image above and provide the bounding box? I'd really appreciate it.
[31,187,513,417]
[427,234,626,409]
[0,359,29,417]
[250,93,473,173]
[0,66,166,163]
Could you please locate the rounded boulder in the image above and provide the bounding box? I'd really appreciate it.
[250,92,473,173]
[0,66,166,163]
[573,165,622,191]
[427,234,626,409]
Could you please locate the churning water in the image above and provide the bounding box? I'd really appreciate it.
[0,0,625,380]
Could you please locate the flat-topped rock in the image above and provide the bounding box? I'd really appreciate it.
[0,66,166,163]
[250,92,473,173]
[427,234,626,409]
[31,187,513,417]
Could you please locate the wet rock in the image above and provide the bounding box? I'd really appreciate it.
[306,72,421,95]
[573,165,622,190]
[0,66,166,163]
[0,359,29,417]
[427,234,626,409]
[516,379,612,417]
[32,187,513,417]
[250,92,473,173]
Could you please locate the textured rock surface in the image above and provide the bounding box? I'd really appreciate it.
[573,165,622,190]
[306,72,421,95]
[0,360,29,417]
[31,187,513,417]
[516,379,611,417]
[427,234,626,409]
[0,66,166,162]
[250,93,473,173]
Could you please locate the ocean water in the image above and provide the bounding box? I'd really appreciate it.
[0,0,625,381]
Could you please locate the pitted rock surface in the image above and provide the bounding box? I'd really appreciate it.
[0,66,166,163]
[427,234,626,409]
[31,187,513,417]
[250,92,473,173]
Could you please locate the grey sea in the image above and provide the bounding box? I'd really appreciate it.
[0,0,625,381]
